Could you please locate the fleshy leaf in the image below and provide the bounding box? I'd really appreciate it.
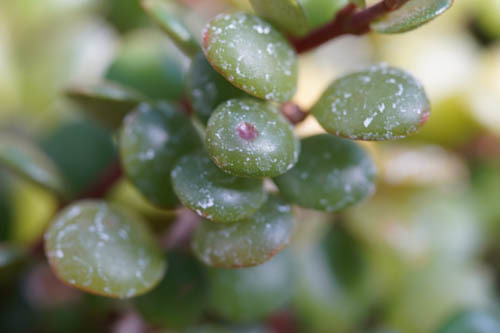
[202,12,298,102]
[311,64,430,140]
[44,200,166,298]
[40,120,117,197]
[192,196,295,268]
[119,102,201,208]
[105,31,185,101]
[171,151,267,223]
[141,0,200,56]
[249,0,309,37]
[207,252,293,322]
[66,81,144,130]
[371,0,454,34]
[274,134,376,212]
[0,134,66,197]
[206,98,300,178]
[186,52,248,124]
[134,251,207,328]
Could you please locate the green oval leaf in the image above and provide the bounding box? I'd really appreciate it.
[171,151,267,223]
[192,195,295,268]
[141,0,200,56]
[40,120,117,197]
[119,102,201,208]
[249,0,309,37]
[202,12,298,102]
[134,251,207,328]
[301,0,349,29]
[44,200,166,298]
[371,0,454,34]
[311,64,430,140]
[206,98,300,178]
[274,134,376,212]
[207,252,293,322]
[66,81,144,130]
[0,134,66,197]
[105,32,185,101]
[187,52,248,124]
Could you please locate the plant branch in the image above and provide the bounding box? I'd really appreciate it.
[291,0,411,54]
[280,102,308,125]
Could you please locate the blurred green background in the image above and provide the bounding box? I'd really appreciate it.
[2,0,500,332]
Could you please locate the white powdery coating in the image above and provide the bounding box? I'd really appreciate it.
[372,0,453,33]
[206,98,300,177]
[192,197,295,267]
[120,102,199,206]
[274,135,377,212]
[313,64,430,141]
[44,201,165,298]
[203,12,297,102]
[171,153,267,222]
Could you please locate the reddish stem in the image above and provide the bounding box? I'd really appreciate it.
[291,0,411,53]
[280,102,308,125]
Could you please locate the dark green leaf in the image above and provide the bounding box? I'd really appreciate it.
[187,52,248,124]
[207,252,293,322]
[274,134,376,212]
[134,251,207,328]
[66,81,144,130]
[40,120,117,197]
[105,32,185,101]
[119,102,201,208]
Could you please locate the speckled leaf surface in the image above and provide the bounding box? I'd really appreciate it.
[311,64,430,140]
[207,252,293,322]
[371,0,453,34]
[0,134,66,197]
[192,196,295,268]
[202,12,298,102]
[274,134,376,212]
[119,102,201,208]
[44,201,166,298]
[171,151,267,223]
[206,98,300,178]
[66,82,143,130]
[186,53,248,123]
[250,0,309,37]
[141,0,199,56]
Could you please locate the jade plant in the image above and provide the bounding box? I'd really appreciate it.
[1,0,468,331]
